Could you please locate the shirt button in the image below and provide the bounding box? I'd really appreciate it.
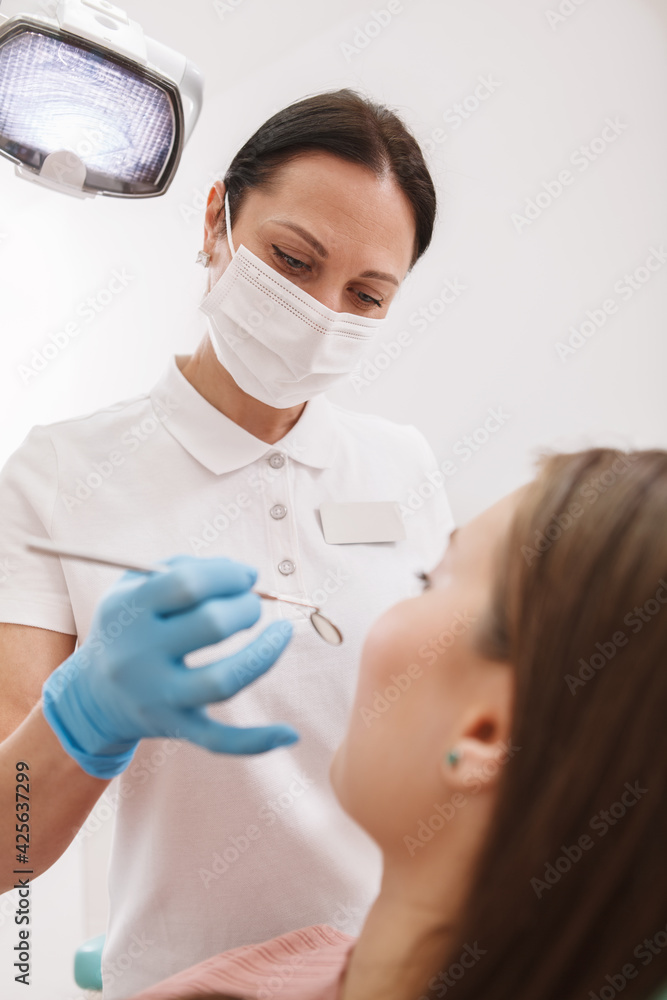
[268,453,285,469]
[278,559,295,576]
[270,504,287,520]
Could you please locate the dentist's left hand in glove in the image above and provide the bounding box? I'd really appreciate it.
[41,554,298,780]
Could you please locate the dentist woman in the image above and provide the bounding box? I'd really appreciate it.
[0,89,453,997]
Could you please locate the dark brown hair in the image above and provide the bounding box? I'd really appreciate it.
[443,448,667,1000]
[217,88,437,270]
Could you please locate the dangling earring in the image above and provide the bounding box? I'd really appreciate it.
[446,748,461,767]
[196,250,211,267]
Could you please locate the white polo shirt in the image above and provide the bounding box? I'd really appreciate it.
[0,354,454,998]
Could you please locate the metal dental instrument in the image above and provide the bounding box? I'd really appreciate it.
[24,535,343,645]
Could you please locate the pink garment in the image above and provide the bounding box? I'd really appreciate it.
[127,924,357,1000]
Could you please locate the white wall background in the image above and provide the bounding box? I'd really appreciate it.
[1,0,666,997]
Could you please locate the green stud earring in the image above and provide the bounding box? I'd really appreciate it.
[446,748,461,767]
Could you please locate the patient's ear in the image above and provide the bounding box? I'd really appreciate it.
[440,693,515,795]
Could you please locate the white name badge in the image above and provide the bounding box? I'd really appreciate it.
[319,501,406,544]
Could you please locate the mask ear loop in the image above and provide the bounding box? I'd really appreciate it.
[224,190,235,257]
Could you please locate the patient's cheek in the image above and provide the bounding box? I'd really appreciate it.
[358,599,418,689]
[328,740,359,818]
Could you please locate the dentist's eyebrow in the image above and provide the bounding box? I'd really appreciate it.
[272,220,328,257]
[271,219,400,287]
[359,268,399,287]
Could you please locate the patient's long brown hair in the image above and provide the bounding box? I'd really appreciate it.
[442,448,667,1000]
[156,450,667,1000]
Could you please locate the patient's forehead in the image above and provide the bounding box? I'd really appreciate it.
[431,485,527,581]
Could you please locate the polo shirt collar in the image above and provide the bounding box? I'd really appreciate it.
[149,354,340,475]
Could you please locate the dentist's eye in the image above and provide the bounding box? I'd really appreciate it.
[271,245,310,272]
[416,570,432,591]
[356,290,383,308]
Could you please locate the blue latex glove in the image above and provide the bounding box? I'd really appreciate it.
[41,554,298,778]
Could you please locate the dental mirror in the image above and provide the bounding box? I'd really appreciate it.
[24,536,344,645]
[254,590,343,645]
[310,611,343,645]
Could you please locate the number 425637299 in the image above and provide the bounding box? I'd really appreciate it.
[15,762,30,863]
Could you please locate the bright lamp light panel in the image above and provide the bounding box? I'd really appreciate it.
[0,29,175,186]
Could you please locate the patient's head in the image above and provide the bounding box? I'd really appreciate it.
[331,447,667,1000]
[330,477,519,884]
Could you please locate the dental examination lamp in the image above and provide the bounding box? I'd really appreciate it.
[0,0,203,197]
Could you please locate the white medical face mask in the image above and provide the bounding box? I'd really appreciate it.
[198,192,388,408]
